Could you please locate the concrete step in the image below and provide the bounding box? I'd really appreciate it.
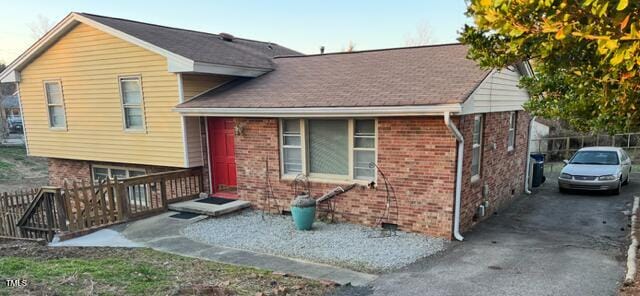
[168,198,251,217]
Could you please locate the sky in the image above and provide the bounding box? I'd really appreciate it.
[0,0,470,64]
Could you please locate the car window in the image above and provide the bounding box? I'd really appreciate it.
[570,151,620,165]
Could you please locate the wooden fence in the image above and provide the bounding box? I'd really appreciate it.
[1,167,203,241]
[0,189,40,239]
[530,132,640,162]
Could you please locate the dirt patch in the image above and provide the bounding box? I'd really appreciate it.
[0,146,48,193]
[0,238,333,296]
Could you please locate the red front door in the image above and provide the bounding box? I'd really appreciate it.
[207,118,237,194]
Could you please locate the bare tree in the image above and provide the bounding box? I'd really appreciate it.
[28,14,53,41]
[404,22,432,46]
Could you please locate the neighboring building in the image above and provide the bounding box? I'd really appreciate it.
[529,119,550,153]
[0,95,21,133]
[0,12,534,239]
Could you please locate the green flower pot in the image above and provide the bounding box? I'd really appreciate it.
[291,206,316,230]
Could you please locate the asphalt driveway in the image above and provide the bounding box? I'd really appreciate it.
[338,173,637,296]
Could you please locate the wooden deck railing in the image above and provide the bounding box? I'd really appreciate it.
[0,189,40,239]
[1,167,204,241]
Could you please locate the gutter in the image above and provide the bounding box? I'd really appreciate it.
[524,116,537,194]
[173,104,462,118]
[444,112,464,241]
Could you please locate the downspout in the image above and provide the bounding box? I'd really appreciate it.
[444,112,464,241]
[524,116,537,194]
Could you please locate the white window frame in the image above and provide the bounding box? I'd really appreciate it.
[118,76,147,132]
[280,119,306,176]
[91,165,149,207]
[471,114,483,182]
[91,165,146,183]
[279,118,377,184]
[43,80,67,130]
[507,112,516,151]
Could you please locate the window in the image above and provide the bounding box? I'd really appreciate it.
[353,119,376,180]
[280,119,376,182]
[91,165,146,183]
[282,119,303,175]
[508,112,516,151]
[471,115,483,180]
[44,81,66,128]
[308,119,349,176]
[119,77,145,131]
[92,165,149,207]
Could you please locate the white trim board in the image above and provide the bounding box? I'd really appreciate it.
[0,12,270,83]
[177,73,190,168]
[174,104,463,118]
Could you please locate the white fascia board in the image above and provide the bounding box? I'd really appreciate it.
[0,71,20,83]
[0,12,271,82]
[74,14,271,77]
[173,104,462,118]
[73,13,195,69]
[0,13,78,83]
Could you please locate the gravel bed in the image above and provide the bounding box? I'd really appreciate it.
[182,210,447,272]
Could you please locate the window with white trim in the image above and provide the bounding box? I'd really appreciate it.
[119,77,145,130]
[471,115,483,179]
[44,81,66,128]
[92,165,146,183]
[280,119,376,182]
[92,165,148,207]
[353,120,376,180]
[282,119,303,175]
[507,112,516,151]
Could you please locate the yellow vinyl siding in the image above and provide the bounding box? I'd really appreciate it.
[19,23,185,167]
[181,74,231,166]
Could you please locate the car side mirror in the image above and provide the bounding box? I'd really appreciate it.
[563,160,569,165]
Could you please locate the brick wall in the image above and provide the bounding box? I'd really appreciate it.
[459,111,530,232]
[232,117,457,238]
[48,158,181,187]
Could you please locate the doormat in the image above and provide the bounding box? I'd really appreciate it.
[195,197,236,205]
[169,212,201,219]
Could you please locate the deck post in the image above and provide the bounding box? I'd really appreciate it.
[114,176,130,221]
[160,177,168,210]
[52,187,68,232]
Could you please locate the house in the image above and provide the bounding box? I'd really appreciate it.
[0,95,21,134]
[0,12,534,240]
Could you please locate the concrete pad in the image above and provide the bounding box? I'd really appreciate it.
[49,229,142,248]
[168,198,250,216]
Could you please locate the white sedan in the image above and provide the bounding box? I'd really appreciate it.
[558,147,632,195]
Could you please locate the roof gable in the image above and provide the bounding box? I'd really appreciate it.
[0,12,301,83]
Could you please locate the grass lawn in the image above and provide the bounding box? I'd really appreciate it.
[0,239,333,296]
[0,146,48,192]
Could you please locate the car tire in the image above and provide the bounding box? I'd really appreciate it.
[559,187,568,194]
[623,172,630,186]
[612,181,622,195]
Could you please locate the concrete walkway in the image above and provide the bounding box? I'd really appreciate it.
[335,173,637,296]
[123,212,377,286]
[49,228,143,248]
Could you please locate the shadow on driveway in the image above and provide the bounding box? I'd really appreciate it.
[336,172,637,296]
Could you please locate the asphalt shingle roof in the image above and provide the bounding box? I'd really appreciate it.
[177,43,491,109]
[80,13,301,70]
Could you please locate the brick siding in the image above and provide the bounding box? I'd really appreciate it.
[459,111,530,232]
[231,117,457,239]
[46,111,529,239]
[48,158,181,187]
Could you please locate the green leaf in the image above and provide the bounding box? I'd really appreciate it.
[617,0,629,11]
[611,50,625,65]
